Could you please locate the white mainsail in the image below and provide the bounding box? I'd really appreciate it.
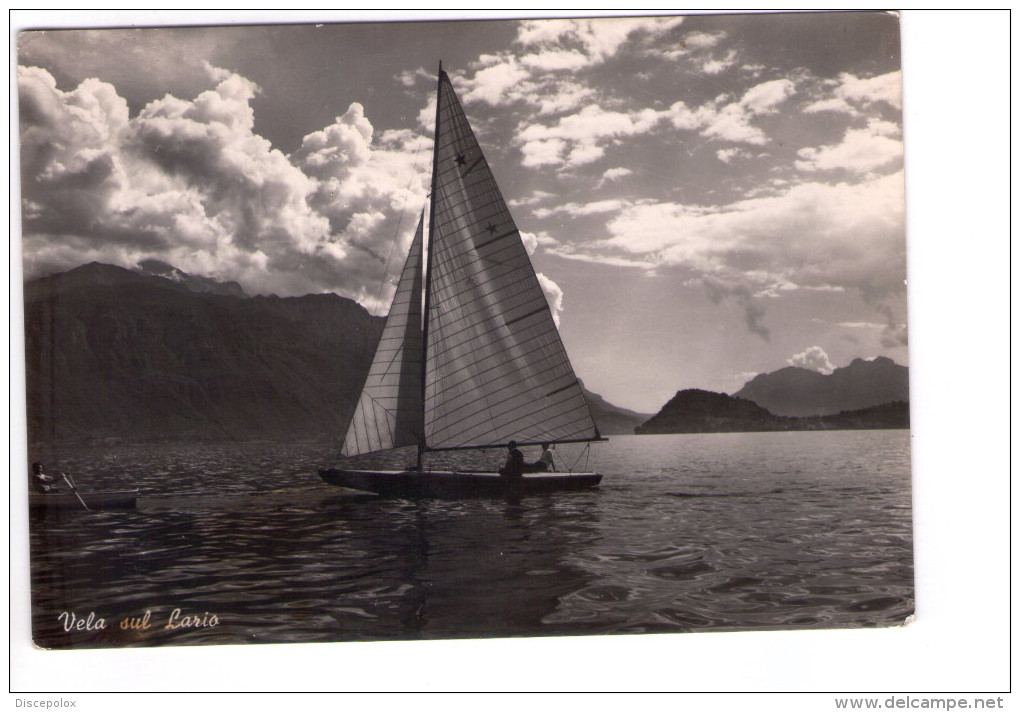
[422,69,600,451]
[340,214,425,456]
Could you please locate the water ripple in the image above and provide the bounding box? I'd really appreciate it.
[27,432,914,647]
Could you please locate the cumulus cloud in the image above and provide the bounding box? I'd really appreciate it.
[514,75,795,170]
[740,79,797,114]
[597,167,633,186]
[458,58,532,106]
[454,20,795,174]
[515,16,684,66]
[837,71,902,109]
[701,50,738,75]
[533,199,627,219]
[514,232,566,327]
[788,345,835,374]
[18,64,430,312]
[19,67,132,248]
[544,242,657,270]
[716,147,750,164]
[683,30,726,50]
[454,16,685,125]
[667,78,796,146]
[604,171,905,297]
[520,49,591,73]
[804,71,902,114]
[517,104,663,167]
[507,190,557,208]
[397,66,431,88]
[549,169,905,337]
[662,30,728,61]
[536,273,565,326]
[796,119,903,174]
[513,76,794,170]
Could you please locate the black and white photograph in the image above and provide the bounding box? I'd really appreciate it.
[9,9,1009,697]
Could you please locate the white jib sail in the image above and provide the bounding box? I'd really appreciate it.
[341,214,425,456]
[423,70,599,450]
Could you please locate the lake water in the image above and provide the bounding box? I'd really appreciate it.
[25,430,913,649]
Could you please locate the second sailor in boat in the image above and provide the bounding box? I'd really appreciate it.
[499,441,525,477]
[533,443,556,472]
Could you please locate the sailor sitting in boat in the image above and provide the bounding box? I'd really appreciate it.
[499,441,525,477]
[31,462,62,493]
[533,443,556,472]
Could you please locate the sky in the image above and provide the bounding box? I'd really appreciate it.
[15,11,907,413]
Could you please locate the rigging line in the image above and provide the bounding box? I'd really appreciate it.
[354,389,420,431]
[568,441,591,473]
[372,91,435,310]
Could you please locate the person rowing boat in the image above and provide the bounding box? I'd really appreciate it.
[30,462,90,509]
[30,462,61,493]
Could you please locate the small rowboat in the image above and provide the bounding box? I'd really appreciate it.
[29,489,139,510]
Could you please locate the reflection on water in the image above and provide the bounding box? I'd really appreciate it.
[26,432,913,648]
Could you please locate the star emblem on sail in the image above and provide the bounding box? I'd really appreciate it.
[340,68,600,458]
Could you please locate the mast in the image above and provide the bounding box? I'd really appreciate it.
[418,61,443,471]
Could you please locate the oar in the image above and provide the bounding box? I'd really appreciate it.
[61,473,90,511]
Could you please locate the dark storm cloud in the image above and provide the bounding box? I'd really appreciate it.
[17,61,430,312]
[702,276,771,342]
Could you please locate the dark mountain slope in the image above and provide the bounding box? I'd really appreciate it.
[23,262,645,445]
[24,263,382,443]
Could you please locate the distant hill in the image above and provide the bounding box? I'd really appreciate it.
[636,389,782,434]
[24,262,382,444]
[579,381,652,435]
[733,357,909,416]
[635,389,908,435]
[22,262,644,445]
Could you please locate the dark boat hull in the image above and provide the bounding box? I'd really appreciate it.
[29,490,139,510]
[319,468,602,499]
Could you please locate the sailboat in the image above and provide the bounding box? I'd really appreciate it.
[319,64,604,499]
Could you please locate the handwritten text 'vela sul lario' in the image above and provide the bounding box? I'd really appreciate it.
[57,609,219,632]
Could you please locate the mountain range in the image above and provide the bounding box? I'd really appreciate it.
[732,357,909,416]
[22,262,647,444]
[22,262,907,445]
[635,389,908,435]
